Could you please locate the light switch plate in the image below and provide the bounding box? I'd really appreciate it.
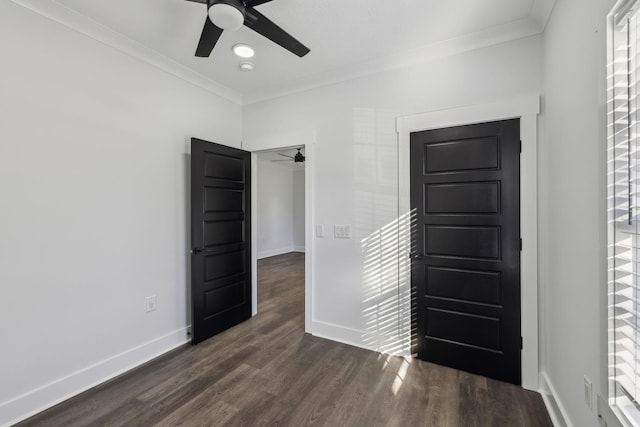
[334,225,351,239]
[146,295,157,313]
[584,376,593,410]
[316,224,324,238]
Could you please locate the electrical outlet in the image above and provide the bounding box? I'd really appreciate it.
[146,295,157,313]
[584,376,593,410]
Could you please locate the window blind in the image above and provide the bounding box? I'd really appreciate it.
[610,3,640,425]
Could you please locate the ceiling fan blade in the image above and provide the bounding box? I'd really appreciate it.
[278,153,295,159]
[245,0,274,6]
[196,17,223,57]
[244,8,310,57]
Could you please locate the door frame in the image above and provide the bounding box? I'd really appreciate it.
[396,95,540,391]
[249,141,314,329]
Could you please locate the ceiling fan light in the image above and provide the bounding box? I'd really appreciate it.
[208,3,244,31]
[233,44,255,58]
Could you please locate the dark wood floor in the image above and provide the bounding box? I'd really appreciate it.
[18,252,552,427]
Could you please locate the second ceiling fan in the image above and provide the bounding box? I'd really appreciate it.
[271,148,305,164]
[185,0,310,58]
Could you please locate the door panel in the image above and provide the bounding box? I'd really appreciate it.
[425,226,501,259]
[204,154,246,180]
[204,220,244,247]
[425,182,500,214]
[411,119,521,385]
[426,267,501,305]
[425,136,500,172]
[204,251,246,282]
[426,308,501,350]
[204,187,244,212]
[204,282,246,317]
[191,138,251,345]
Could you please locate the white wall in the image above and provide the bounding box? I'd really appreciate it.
[243,35,543,350]
[256,160,306,258]
[0,2,242,425]
[256,159,294,258]
[540,0,613,426]
[293,169,305,251]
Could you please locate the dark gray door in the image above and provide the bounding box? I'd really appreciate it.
[191,138,251,345]
[410,119,521,384]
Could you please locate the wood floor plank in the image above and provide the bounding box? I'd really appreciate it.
[422,358,462,427]
[154,399,238,427]
[278,346,363,426]
[150,365,251,427]
[17,252,552,427]
[321,351,387,426]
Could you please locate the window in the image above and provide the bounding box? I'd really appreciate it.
[609,1,640,425]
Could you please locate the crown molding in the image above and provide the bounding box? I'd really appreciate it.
[9,0,554,107]
[244,17,543,105]
[9,0,243,105]
[530,0,557,31]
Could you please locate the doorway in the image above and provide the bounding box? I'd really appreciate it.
[252,146,308,321]
[190,140,311,345]
[396,96,540,390]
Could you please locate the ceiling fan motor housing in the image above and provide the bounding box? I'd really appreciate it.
[207,0,246,30]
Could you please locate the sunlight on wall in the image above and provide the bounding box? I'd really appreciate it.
[360,209,416,355]
[352,107,416,356]
[399,208,417,355]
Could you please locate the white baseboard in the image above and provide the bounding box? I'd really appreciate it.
[257,246,296,259]
[539,372,572,427]
[310,320,369,350]
[1,327,190,427]
[309,320,410,356]
[293,245,305,253]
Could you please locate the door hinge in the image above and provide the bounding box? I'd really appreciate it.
[521,336,523,349]
[519,238,523,251]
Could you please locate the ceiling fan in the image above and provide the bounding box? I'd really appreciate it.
[272,148,305,164]
[185,0,310,58]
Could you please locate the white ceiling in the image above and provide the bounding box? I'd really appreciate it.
[23,0,555,104]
